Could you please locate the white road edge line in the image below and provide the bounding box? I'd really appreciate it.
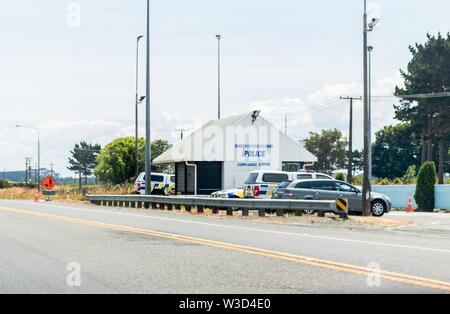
[5,200,450,255]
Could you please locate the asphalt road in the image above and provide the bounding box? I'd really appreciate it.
[0,199,449,294]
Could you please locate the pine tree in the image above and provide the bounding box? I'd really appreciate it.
[414,161,437,212]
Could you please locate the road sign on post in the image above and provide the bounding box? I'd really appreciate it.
[41,176,57,192]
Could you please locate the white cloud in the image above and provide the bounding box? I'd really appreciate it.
[247,72,403,148]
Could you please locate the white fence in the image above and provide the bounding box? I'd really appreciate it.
[372,185,450,210]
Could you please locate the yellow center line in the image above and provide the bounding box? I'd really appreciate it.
[1,205,449,292]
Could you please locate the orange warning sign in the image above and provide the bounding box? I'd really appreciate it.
[42,176,57,190]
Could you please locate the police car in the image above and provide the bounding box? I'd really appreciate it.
[133,172,176,195]
[243,170,334,199]
[211,188,244,198]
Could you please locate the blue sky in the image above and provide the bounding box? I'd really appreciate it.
[1,1,449,176]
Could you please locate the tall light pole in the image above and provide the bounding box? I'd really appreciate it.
[216,34,221,119]
[16,125,40,191]
[362,0,379,216]
[145,0,152,195]
[135,35,144,179]
[368,45,373,179]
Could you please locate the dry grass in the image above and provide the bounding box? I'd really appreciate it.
[0,184,134,201]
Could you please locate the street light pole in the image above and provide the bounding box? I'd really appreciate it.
[216,34,221,119]
[362,0,379,216]
[145,0,152,195]
[362,0,371,216]
[135,35,144,179]
[16,125,40,191]
[368,45,373,180]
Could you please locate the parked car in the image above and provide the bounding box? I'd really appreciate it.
[211,188,244,198]
[272,179,391,217]
[271,180,293,197]
[133,172,175,195]
[243,170,334,199]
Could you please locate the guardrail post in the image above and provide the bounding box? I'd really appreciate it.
[197,205,204,213]
[258,208,265,217]
[226,208,233,216]
[295,209,303,216]
[242,208,249,216]
[167,204,173,210]
[212,207,218,214]
[318,212,325,217]
[276,209,284,217]
[339,212,349,220]
[137,201,142,208]
[185,205,192,212]
[144,202,150,209]
[130,201,136,208]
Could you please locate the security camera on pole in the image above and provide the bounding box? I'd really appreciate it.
[362,0,379,216]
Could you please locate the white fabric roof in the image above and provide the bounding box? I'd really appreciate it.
[154,111,317,164]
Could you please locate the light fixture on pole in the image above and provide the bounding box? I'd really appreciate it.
[135,34,144,179]
[216,34,221,119]
[16,125,40,191]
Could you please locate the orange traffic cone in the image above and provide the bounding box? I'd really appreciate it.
[34,188,39,203]
[407,194,413,213]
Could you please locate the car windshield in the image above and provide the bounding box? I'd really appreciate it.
[245,173,258,184]
[278,180,292,188]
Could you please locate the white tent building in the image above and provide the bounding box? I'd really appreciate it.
[154,111,317,195]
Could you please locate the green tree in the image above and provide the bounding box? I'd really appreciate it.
[352,149,364,173]
[372,123,421,179]
[67,141,101,187]
[303,129,348,174]
[402,165,417,184]
[415,161,437,212]
[395,33,450,184]
[151,139,173,172]
[335,173,345,181]
[94,137,172,184]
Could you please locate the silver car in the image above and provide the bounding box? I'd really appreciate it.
[272,179,391,217]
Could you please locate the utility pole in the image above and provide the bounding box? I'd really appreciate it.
[50,162,54,177]
[362,0,379,216]
[216,34,222,119]
[340,96,361,184]
[174,128,190,140]
[24,157,31,183]
[144,0,152,195]
[16,125,40,191]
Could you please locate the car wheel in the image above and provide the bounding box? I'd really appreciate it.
[371,200,386,217]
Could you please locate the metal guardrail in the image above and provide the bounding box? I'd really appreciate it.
[86,194,347,219]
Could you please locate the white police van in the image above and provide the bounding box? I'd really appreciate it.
[133,172,176,195]
[243,170,334,199]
